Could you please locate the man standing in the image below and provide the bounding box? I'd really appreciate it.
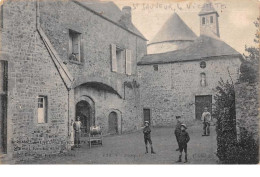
[201,107,211,136]
[174,116,182,151]
[73,116,82,148]
[143,121,156,154]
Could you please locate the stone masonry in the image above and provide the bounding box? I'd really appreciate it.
[138,57,241,127]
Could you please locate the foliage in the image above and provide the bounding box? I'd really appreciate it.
[239,17,259,83]
[214,78,237,163]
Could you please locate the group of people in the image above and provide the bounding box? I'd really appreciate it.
[69,107,212,163]
[142,107,212,163]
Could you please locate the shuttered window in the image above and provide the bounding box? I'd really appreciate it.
[125,49,132,75]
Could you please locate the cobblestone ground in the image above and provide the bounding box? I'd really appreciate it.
[23,123,219,164]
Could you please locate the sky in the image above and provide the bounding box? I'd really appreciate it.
[112,0,259,54]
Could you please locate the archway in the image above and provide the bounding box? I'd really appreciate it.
[75,99,95,135]
[108,112,118,135]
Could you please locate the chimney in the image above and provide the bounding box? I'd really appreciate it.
[121,6,132,25]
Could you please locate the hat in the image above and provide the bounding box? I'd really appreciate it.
[181,124,187,129]
[144,121,150,124]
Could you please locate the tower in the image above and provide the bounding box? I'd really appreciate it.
[199,2,220,37]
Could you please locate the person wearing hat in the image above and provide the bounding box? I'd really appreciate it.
[143,121,156,154]
[174,116,182,151]
[177,124,190,163]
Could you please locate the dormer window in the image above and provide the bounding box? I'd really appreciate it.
[202,17,206,25]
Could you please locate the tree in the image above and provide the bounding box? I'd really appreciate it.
[239,17,259,83]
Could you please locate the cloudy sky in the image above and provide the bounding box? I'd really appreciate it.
[112,0,259,54]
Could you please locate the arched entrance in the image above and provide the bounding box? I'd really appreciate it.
[75,99,95,135]
[108,112,118,134]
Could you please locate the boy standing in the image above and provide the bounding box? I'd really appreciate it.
[143,121,156,154]
[177,124,190,163]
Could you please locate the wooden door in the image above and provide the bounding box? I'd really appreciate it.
[108,112,118,134]
[0,61,7,154]
[195,95,212,120]
[143,108,151,124]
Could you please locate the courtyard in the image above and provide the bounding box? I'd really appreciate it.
[21,123,218,164]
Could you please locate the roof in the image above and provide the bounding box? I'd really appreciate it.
[73,0,146,40]
[199,2,219,16]
[149,13,197,44]
[138,35,241,65]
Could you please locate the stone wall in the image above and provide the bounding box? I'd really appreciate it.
[39,0,146,134]
[235,82,259,141]
[138,57,241,127]
[0,0,69,161]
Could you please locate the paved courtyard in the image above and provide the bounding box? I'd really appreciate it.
[23,123,218,164]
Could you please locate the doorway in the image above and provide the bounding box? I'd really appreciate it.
[195,95,212,120]
[0,60,7,154]
[75,100,94,135]
[108,112,118,134]
[143,108,151,124]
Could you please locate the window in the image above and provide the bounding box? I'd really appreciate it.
[202,17,206,25]
[200,73,206,87]
[210,16,213,23]
[200,61,206,68]
[153,65,158,71]
[37,96,48,124]
[111,44,132,75]
[0,4,3,29]
[69,30,83,63]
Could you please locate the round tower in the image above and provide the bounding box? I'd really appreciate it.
[147,13,197,54]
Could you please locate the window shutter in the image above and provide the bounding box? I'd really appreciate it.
[80,36,84,62]
[111,44,117,72]
[125,49,132,75]
[69,34,72,56]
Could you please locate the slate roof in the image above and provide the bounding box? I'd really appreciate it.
[138,35,241,65]
[149,13,197,44]
[73,0,146,40]
[198,2,219,16]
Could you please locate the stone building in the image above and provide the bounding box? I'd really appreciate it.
[0,0,146,161]
[137,2,242,126]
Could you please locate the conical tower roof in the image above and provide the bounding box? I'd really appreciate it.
[149,13,197,44]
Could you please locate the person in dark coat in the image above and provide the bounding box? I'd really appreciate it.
[177,124,190,163]
[143,121,156,154]
[174,116,182,151]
